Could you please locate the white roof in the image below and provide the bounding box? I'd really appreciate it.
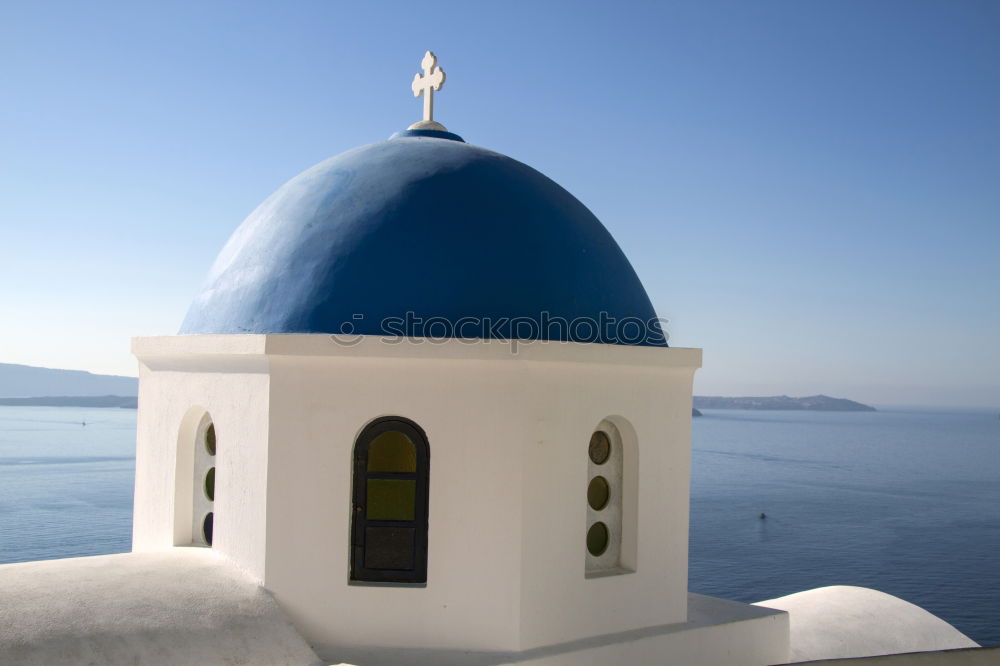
[0,548,321,665]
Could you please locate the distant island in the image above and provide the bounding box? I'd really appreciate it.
[0,363,137,398]
[0,363,138,409]
[0,395,137,409]
[1,363,877,414]
[693,395,875,412]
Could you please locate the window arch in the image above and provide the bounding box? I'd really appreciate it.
[187,412,217,546]
[585,418,637,576]
[350,417,430,584]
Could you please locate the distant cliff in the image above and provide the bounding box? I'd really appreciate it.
[693,395,876,412]
[0,363,137,398]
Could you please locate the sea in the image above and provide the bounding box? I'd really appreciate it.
[689,408,999,647]
[0,404,997,646]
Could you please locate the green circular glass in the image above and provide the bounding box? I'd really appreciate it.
[587,522,609,556]
[589,431,611,465]
[205,423,216,456]
[204,467,215,502]
[587,476,610,510]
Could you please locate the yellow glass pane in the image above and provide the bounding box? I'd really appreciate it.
[368,431,416,473]
[367,479,416,521]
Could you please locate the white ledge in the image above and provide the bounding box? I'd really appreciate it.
[133,334,702,370]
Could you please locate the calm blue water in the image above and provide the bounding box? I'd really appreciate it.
[690,408,1000,647]
[0,406,134,563]
[0,405,996,645]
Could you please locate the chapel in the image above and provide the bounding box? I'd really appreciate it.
[0,52,982,666]
[130,49,781,660]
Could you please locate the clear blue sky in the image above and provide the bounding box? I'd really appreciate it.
[1,1,997,407]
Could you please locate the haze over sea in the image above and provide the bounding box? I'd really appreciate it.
[0,405,996,645]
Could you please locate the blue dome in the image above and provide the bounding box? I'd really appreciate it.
[180,130,666,346]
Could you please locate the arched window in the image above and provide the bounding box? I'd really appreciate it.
[192,414,216,546]
[350,417,430,584]
[585,418,636,576]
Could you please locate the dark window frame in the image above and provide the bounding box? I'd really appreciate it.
[350,416,430,585]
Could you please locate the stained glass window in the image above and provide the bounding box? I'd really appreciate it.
[586,422,627,575]
[351,418,429,584]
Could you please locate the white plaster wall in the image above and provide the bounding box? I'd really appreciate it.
[518,361,696,649]
[132,335,701,655]
[132,337,271,580]
[514,595,788,666]
[264,337,700,653]
[323,593,788,666]
[263,353,525,651]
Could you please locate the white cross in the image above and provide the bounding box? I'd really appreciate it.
[411,51,446,123]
